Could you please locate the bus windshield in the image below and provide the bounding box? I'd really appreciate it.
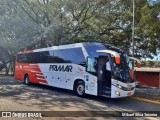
[112,54,133,83]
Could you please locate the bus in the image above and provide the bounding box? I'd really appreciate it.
[15,42,141,98]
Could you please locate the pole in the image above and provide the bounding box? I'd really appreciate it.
[132,0,135,58]
[159,70,160,90]
[159,55,160,90]
[132,0,135,71]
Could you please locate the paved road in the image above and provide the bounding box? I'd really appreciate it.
[0,76,159,120]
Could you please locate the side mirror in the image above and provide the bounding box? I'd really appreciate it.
[115,57,120,64]
[129,57,141,68]
[137,62,141,68]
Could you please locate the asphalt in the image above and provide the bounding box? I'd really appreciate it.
[0,76,160,119]
[136,88,160,95]
[130,87,160,104]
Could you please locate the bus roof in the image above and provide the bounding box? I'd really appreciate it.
[17,42,126,55]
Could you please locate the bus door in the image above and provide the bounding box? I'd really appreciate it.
[98,56,112,92]
[86,57,98,95]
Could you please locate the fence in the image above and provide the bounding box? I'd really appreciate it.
[135,68,160,88]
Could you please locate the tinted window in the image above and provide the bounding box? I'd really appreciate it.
[17,51,49,63]
[67,48,85,64]
[33,51,49,63]
[17,47,85,64]
[17,54,29,63]
[49,49,68,63]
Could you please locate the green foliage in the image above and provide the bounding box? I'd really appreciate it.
[0,0,159,59]
[141,60,160,67]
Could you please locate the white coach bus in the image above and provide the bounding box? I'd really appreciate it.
[15,42,141,98]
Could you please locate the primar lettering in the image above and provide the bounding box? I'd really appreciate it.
[49,65,73,72]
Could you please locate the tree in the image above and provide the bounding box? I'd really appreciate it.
[0,0,159,66]
[0,46,12,75]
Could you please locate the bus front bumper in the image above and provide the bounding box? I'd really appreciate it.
[111,79,135,98]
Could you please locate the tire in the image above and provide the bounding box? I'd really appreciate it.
[24,75,30,85]
[75,81,85,97]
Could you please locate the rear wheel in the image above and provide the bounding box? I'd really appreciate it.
[24,75,30,85]
[75,81,85,97]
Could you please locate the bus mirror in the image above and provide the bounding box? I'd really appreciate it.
[115,57,120,64]
[129,57,141,68]
[137,62,141,68]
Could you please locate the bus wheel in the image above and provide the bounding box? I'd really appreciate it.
[75,81,85,97]
[24,75,30,85]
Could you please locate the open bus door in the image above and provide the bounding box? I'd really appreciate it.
[98,55,113,97]
[86,55,112,97]
[96,50,121,97]
[97,55,112,96]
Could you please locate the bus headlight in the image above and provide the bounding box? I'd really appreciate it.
[113,83,122,89]
[117,85,122,89]
[115,91,120,96]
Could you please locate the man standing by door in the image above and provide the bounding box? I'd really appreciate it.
[105,58,111,87]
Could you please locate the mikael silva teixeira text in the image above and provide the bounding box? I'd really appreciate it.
[122,112,158,117]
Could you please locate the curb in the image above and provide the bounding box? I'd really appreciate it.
[130,97,160,105]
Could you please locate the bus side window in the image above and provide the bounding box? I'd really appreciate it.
[87,57,97,73]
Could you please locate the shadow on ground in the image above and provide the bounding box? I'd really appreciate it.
[0,76,142,111]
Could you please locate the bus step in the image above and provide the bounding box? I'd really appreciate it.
[102,90,111,94]
[99,94,111,98]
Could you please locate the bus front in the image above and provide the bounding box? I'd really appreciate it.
[111,53,136,98]
[97,50,140,98]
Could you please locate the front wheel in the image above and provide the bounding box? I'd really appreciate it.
[75,81,85,97]
[24,75,30,85]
